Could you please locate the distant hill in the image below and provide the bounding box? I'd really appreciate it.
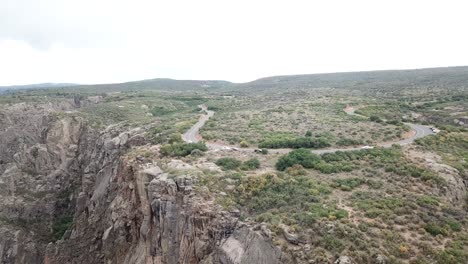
[3,66,468,95]
[72,78,232,93]
[237,66,468,92]
[0,83,78,93]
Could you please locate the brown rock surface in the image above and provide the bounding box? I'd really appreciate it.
[0,101,284,264]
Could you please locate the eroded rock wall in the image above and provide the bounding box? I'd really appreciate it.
[0,101,91,264]
[0,101,283,264]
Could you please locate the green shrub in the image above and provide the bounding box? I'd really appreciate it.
[445,219,462,232]
[216,157,242,170]
[435,240,468,264]
[352,191,406,218]
[386,120,404,126]
[168,132,183,144]
[240,140,249,148]
[292,204,348,227]
[276,149,321,171]
[336,138,364,146]
[424,223,448,236]
[366,179,384,189]
[416,195,439,207]
[385,163,445,185]
[259,136,331,149]
[190,149,204,157]
[160,142,208,157]
[150,106,173,116]
[416,132,468,175]
[52,215,73,241]
[260,148,269,154]
[332,178,366,191]
[321,235,345,252]
[314,161,353,174]
[241,158,260,170]
[370,115,383,123]
[308,203,348,219]
[286,164,307,176]
[237,173,331,215]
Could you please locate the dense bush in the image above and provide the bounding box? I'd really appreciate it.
[435,241,468,264]
[321,147,401,163]
[276,148,375,173]
[384,163,444,184]
[276,149,321,171]
[216,157,242,170]
[240,140,249,147]
[275,145,445,180]
[332,178,366,191]
[168,132,183,144]
[336,138,364,146]
[369,115,383,123]
[386,119,404,126]
[160,142,208,157]
[293,204,348,227]
[423,218,462,237]
[150,106,174,116]
[351,191,406,218]
[416,132,468,175]
[259,148,269,154]
[286,164,307,176]
[314,161,353,173]
[190,149,204,157]
[424,223,448,236]
[259,136,331,149]
[217,157,261,171]
[241,158,261,170]
[237,173,331,215]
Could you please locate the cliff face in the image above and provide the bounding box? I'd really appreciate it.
[0,100,89,263]
[0,101,282,264]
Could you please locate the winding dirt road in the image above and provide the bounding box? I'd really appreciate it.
[183,105,435,154]
[182,105,214,143]
[344,106,434,147]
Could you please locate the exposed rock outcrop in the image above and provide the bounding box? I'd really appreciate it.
[0,101,284,264]
[0,101,90,264]
[335,256,353,264]
[405,149,468,206]
[215,227,282,264]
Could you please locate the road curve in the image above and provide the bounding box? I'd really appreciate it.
[182,105,435,154]
[182,105,214,143]
[344,105,434,148]
[308,123,434,154]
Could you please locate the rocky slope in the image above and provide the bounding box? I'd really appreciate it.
[0,100,283,264]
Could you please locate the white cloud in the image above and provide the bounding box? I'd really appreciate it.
[0,0,467,85]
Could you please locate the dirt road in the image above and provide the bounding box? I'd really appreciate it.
[181,105,214,143]
[182,105,435,154]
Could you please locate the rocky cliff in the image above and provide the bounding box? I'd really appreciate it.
[0,101,283,264]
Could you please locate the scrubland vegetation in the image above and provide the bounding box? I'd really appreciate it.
[416,132,468,178]
[194,68,467,263]
[2,67,467,263]
[160,142,208,157]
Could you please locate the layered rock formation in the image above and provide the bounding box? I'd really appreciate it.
[0,101,282,264]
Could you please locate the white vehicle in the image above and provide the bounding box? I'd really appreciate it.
[222,146,232,150]
[361,145,374,149]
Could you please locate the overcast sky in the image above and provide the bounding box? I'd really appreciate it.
[0,0,467,85]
